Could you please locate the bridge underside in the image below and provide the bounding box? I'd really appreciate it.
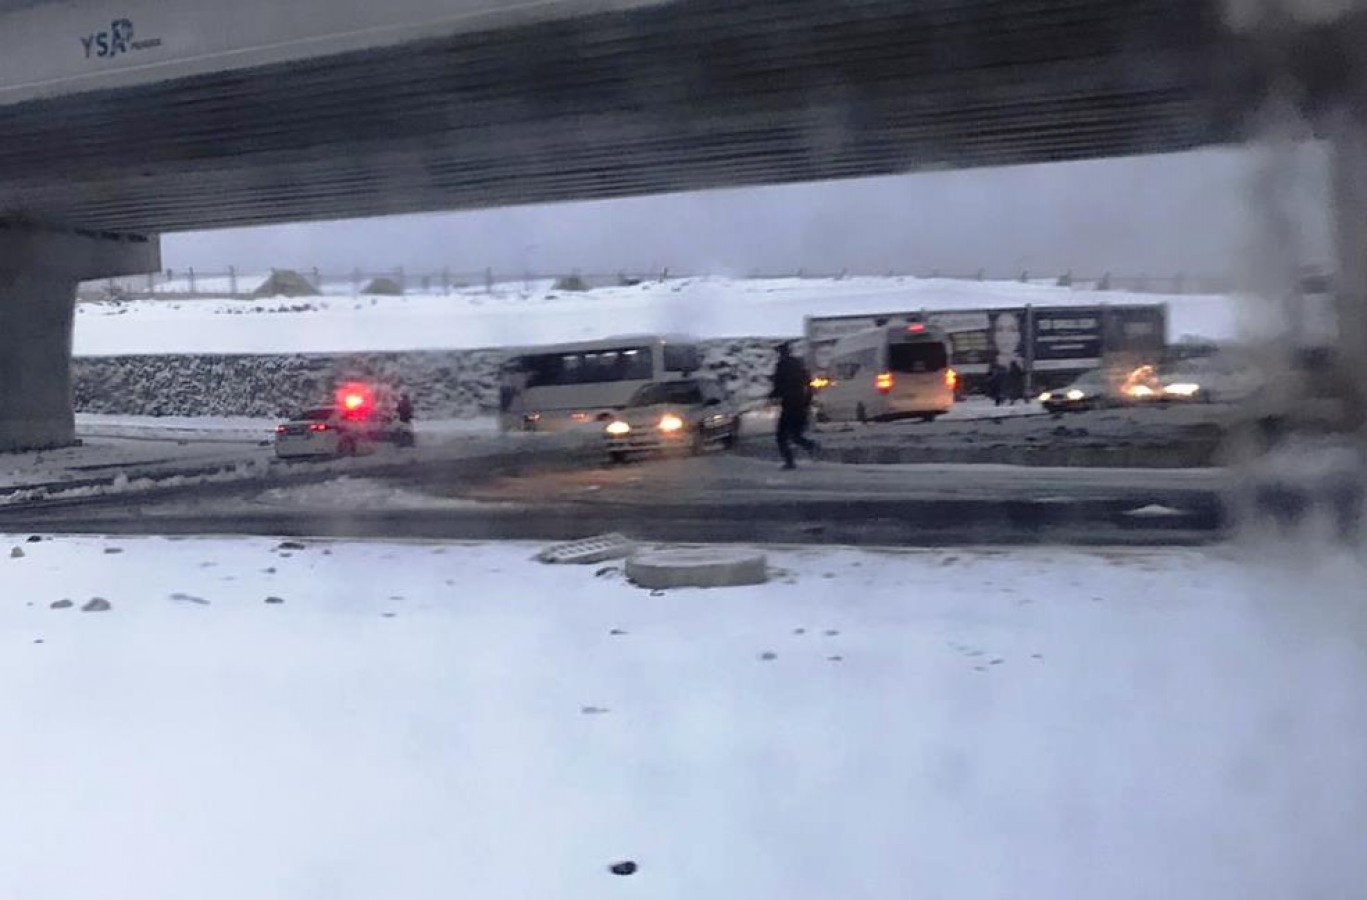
[0,0,1280,235]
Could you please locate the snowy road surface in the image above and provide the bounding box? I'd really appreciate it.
[5,536,1365,899]
[5,450,1228,546]
[0,418,530,507]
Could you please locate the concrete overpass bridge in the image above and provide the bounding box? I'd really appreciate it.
[0,0,1361,450]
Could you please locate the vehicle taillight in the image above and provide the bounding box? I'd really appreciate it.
[275,425,287,434]
[310,423,330,432]
[875,372,894,394]
[945,368,958,389]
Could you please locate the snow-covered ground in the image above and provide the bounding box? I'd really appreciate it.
[74,276,1239,356]
[4,536,1364,899]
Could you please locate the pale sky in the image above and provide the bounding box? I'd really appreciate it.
[165,145,1333,280]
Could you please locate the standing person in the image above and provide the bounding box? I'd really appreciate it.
[990,310,1028,407]
[1007,359,1026,405]
[770,342,818,470]
[396,392,414,424]
[986,360,1004,406]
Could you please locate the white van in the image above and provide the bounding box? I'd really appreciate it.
[813,323,956,423]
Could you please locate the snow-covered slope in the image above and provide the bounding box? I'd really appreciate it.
[72,338,779,419]
[75,276,1239,356]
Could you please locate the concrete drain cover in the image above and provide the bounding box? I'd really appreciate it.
[537,533,635,565]
[626,547,768,590]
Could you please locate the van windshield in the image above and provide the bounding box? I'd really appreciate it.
[888,342,948,373]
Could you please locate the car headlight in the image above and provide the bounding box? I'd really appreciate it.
[1066,389,1085,401]
[1039,392,1053,402]
[658,414,685,433]
[605,420,631,436]
[1164,382,1200,397]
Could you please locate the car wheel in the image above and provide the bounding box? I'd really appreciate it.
[919,413,938,423]
[720,426,738,450]
[608,450,628,465]
[856,403,868,424]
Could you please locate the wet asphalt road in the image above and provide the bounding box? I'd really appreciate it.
[1,441,1230,547]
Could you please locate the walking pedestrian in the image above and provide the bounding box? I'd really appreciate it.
[770,342,819,470]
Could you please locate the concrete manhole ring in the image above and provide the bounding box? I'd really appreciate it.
[625,547,768,590]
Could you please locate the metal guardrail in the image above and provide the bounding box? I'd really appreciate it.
[80,268,1240,301]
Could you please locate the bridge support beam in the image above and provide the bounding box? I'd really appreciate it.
[1330,114,1367,432]
[0,223,159,452]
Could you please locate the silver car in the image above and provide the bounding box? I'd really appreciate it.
[603,379,740,462]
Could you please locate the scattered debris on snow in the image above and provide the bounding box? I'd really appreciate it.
[536,533,634,565]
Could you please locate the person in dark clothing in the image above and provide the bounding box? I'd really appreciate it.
[986,361,1004,406]
[396,393,414,424]
[770,342,819,470]
[1007,360,1026,405]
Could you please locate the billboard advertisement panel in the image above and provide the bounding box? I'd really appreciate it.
[1031,307,1104,371]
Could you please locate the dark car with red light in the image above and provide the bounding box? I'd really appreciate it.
[274,383,415,459]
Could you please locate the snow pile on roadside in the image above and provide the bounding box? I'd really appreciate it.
[248,476,519,511]
[4,537,1365,899]
[75,275,1237,356]
[0,459,272,507]
[75,414,278,443]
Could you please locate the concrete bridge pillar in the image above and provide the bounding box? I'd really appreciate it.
[1330,112,1367,432]
[0,222,159,452]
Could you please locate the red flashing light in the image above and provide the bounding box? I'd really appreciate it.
[945,368,958,389]
[907,323,926,333]
[875,372,894,394]
[335,382,375,417]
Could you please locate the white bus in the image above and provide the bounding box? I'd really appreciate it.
[813,323,957,423]
[498,335,704,432]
